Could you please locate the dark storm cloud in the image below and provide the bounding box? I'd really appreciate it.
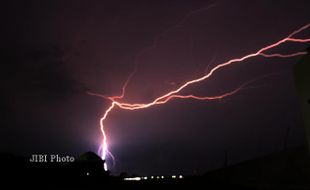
[1,46,82,101]
[0,44,88,154]
[1,46,82,100]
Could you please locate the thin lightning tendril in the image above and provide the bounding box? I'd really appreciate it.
[91,23,310,170]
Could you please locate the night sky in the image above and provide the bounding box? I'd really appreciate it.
[1,0,310,175]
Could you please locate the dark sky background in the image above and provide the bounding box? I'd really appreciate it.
[1,0,310,175]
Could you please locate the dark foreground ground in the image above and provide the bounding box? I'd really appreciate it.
[1,145,310,190]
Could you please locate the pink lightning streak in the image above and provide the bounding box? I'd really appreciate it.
[92,23,310,171]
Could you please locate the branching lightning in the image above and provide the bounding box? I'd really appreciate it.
[90,23,310,171]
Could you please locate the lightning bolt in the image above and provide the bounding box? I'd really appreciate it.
[90,23,310,171]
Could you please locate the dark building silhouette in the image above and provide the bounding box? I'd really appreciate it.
[75,151,108,177]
